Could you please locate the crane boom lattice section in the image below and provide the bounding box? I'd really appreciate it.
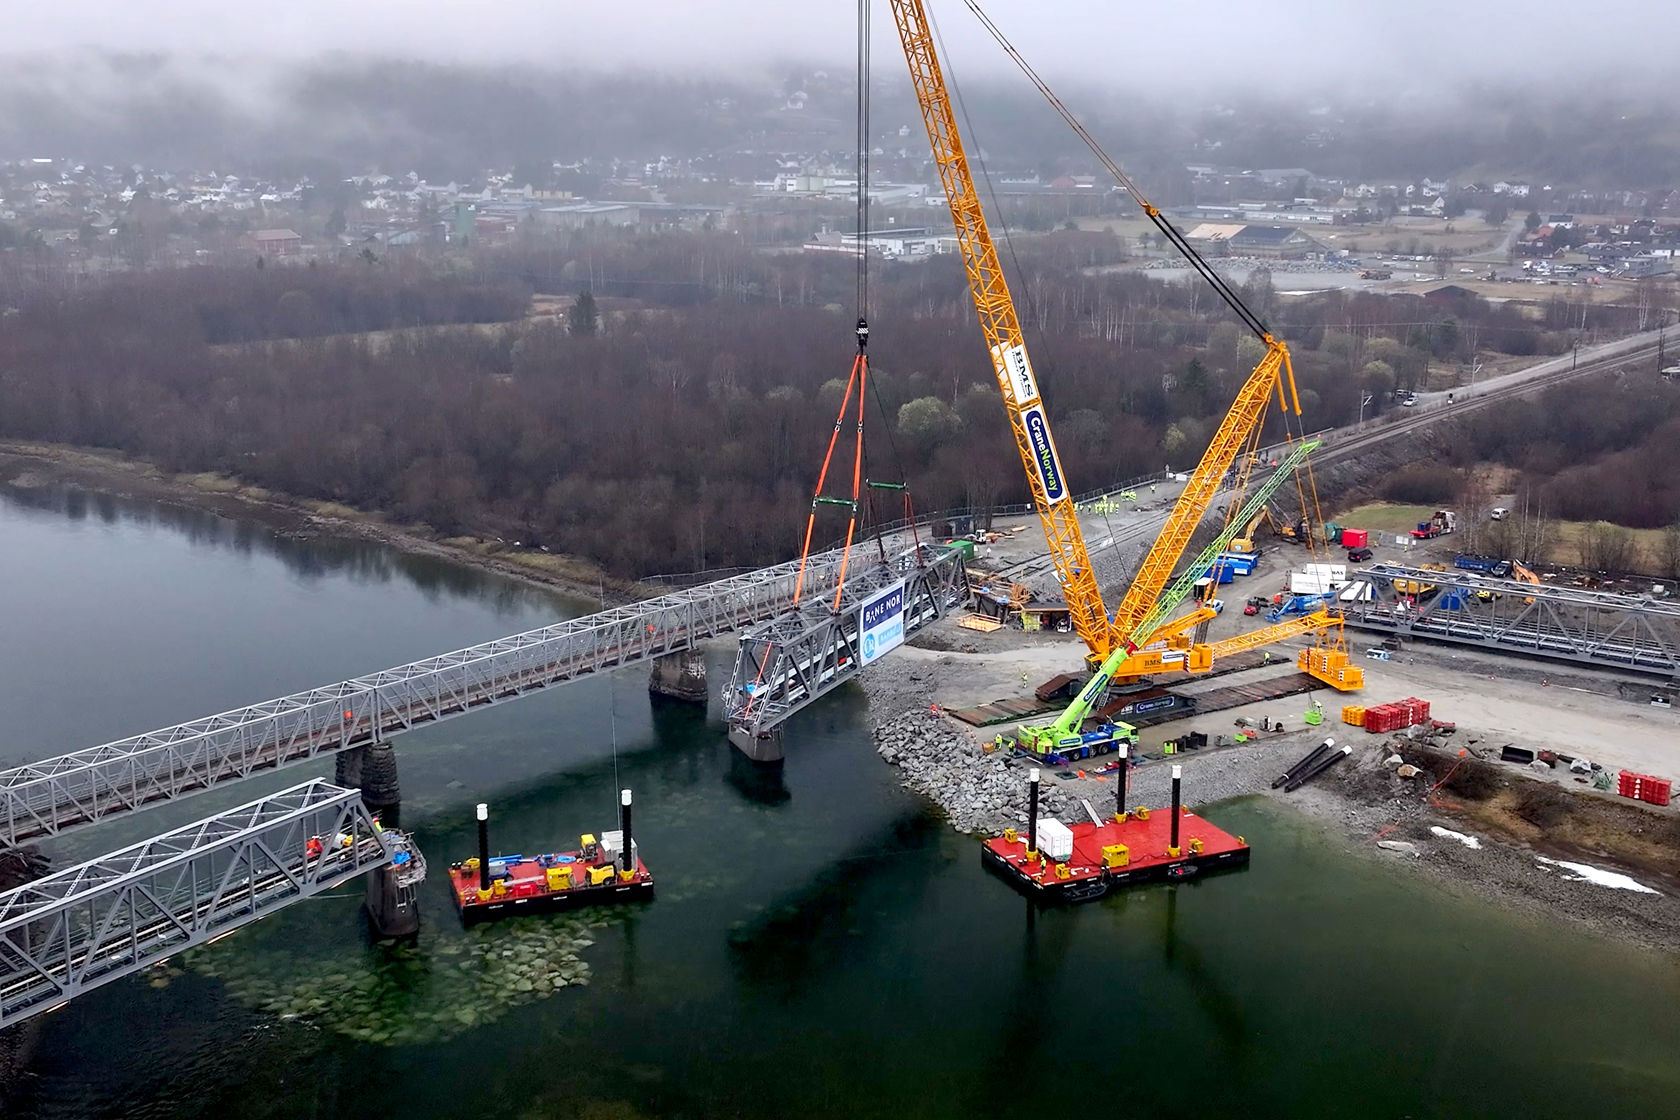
[890,0,1109,656]
[1208,610,1338,657]
[1113,344,1290,644]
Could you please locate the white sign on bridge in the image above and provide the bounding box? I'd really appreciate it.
[858,581,906,665]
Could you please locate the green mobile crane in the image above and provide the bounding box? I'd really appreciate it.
[1012,440,1321,762]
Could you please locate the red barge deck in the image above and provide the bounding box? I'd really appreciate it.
[448,848,653,922]
[451,794,653,923]
[982,806,1249,903]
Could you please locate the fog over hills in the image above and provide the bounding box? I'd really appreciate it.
[0,49,1676,191]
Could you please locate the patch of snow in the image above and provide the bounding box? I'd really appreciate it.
[1535,856,1659,895]
[1430,826,1482,849]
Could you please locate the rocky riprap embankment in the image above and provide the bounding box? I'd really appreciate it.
[872,707,1079,834]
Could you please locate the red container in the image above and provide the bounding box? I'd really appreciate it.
[1397,697,1431,727]
[1364,702,1409,733]
[1342,529,1369,548]
[1617,770,1672,805]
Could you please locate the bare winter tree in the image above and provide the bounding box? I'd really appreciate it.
[1662,521,1680,582]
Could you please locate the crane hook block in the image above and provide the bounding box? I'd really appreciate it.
[855,317,870,350]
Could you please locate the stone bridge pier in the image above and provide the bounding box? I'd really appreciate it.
[649,649,708,703]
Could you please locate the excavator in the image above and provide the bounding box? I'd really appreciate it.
[1510,559,1540,604]
[888,0,1362,752]
[1231,506,1309,553]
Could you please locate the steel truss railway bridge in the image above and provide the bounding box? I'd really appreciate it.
[0,781,411,1028]
[0,537,962,1027]
[1346,563,1680,676]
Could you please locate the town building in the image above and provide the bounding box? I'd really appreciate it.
[249,228,302,255]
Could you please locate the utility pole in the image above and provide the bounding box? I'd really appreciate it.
[1572,336,1579,371]
[1358,392,1373,429]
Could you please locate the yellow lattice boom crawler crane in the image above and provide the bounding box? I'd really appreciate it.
[890,0,1362,696]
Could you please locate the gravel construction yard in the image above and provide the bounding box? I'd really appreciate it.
[860,613,1680,952]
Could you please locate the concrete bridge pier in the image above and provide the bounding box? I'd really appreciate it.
[337,739,401,815]
[649,650,708,703]
[334,743,364,789]
[364,861,420,939]
[728,724,784,765]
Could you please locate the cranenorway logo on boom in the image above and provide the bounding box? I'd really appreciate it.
[1021,407,1066,502]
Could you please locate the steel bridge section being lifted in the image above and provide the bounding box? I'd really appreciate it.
[724,545,969,761]
[0,781,401,1029]
[0,541,902,849]
[1344,563,1680,676]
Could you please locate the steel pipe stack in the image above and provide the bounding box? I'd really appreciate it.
[1285,745,1353,792]
[1273,738,1336,789]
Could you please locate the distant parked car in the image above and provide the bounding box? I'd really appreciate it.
[1347,546,1374,562]
[1365,648,1392,661]
[1490,507,1510,521]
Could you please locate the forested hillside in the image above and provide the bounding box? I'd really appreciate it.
[0,229,1650,575]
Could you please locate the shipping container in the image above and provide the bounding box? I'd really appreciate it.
[1290,572,1338,594]
[1036,818,1074,861]
[1341,528,1369,548]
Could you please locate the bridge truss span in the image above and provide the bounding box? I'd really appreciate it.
[724,544,969,760]
[0,780,395,1029]
[1345,563,1680,676]
[0,543,888,848]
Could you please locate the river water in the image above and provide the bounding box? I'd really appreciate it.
[3,485,1678,1119]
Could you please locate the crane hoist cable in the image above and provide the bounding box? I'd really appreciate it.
[955,0,1271,346]
[792,0,920,607]
[855,0,872,326]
